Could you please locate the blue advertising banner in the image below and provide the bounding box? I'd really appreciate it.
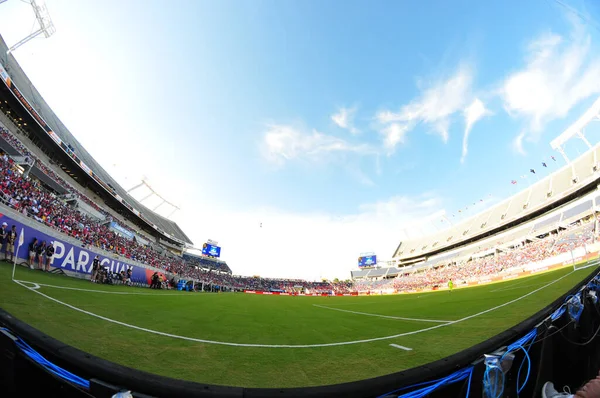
[0,213,155,284]
[358,255,377,268]
[109,221,134,240]
[201,243,221,258]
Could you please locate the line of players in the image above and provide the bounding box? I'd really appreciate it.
[0,221,55,271]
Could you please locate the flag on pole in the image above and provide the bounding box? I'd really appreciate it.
[530,169,536,174]
[542,162,547,168]
[551,156,556,161]
[13,228,24,279]
[511,180,517,185]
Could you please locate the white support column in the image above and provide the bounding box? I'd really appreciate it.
[503,197,515,221]
[525,186,533,209]
[126,182,145,194]
[442,215,454,227]
[577,130,593,149]
[557,146,570,164]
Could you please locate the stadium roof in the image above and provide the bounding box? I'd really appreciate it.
[394,142,600,261]
[0,35,192,245]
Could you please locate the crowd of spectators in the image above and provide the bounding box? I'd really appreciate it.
[169,265,351,293]
[0,126,108,216]
[0,150,192,272]
[355,220,597,293]
[3,124,599,295]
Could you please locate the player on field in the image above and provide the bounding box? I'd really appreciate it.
[448,279,454,293]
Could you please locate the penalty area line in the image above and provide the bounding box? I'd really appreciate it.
[11,269,580,349]
[312,304,454,323]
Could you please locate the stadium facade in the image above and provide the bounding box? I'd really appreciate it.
[352,100,600,288]
[0,34,194,255]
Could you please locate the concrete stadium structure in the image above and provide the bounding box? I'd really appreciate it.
[0,34,192,249]
[352,98,600,280]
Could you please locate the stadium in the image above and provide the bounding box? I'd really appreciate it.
[2,2,600,398]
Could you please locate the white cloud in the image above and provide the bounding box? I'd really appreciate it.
[500,20,600,137]
[381,123,409,153]
[179,193,444,280]
[262,124,371,165]
[331,106,359,134]
[376,65,473,148]
[461,98,490,163]
[513,130,527,155]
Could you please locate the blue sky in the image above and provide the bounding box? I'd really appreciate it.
[1,0,600,279]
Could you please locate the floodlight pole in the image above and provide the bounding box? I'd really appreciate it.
[7,0,56,55]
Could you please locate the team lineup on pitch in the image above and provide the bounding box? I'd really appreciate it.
[2,262,595,387]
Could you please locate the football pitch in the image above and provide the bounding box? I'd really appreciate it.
[0,263,596,388]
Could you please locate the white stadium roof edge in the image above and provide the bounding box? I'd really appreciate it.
[393,97,600,264]
[0,34,192,245]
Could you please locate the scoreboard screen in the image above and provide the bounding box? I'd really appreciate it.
[202,243,221,258]
[358,255,377,268]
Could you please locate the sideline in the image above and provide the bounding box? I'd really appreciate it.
[312,304,454,323]
[11,269,579,348]
[15,280,189,296]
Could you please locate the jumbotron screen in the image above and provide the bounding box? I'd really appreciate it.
[202,243,221,258]
[358,255,377,267]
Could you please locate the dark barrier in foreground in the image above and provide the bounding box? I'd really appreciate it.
[1,266,600,398]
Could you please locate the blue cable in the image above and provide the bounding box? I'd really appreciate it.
[465,365,473,397]
[377,366,474,398]
[1,328,90,389]
[516,345,532,394]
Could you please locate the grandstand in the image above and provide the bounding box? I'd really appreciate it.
[0,34,192,249]
[352,99,600,294]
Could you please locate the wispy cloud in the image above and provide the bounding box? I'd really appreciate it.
[376,64,474,150]
[500,17,600,139]
[461,98,490,163]
[513,130,527,155]
[380,123,409,153]
[331,106,359,135]
[262,124,372,165]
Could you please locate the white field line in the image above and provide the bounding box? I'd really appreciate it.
[15,280,186,296]
[488,274,548,293]
[11,270,578,348]
[312,304,453,323]
[390,344,412,351]
[489,282,549,293]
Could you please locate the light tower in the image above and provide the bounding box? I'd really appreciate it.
[127,179,181,219]
[6,0,56,55]
[550,97,600,164]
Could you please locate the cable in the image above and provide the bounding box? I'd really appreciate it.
[0,327,90,389]
[559,319,600,346]
[465,365,473,397]
[378,366,474,398]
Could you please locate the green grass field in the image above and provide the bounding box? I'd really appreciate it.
[0,262,596,388]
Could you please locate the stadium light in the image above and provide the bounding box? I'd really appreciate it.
[6,0,55,55]
[550,96,600,164]
[127,179,180,219]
